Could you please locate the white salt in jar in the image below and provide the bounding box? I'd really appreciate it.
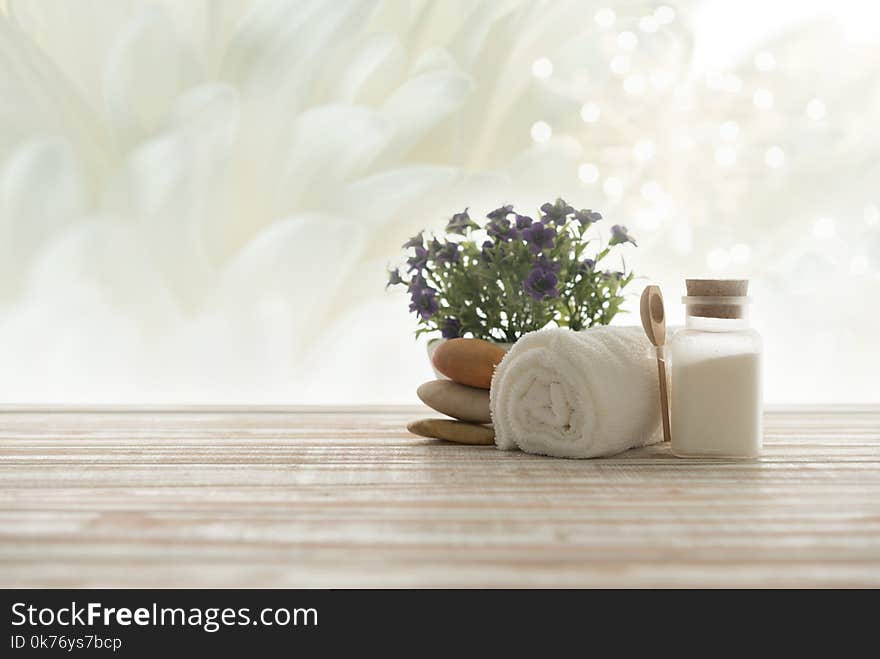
[669,279,762,458]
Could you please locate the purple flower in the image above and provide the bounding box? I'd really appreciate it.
[573,209,602,227]
[407,246,429,272]
[540,199,575,225]
[427,237,459,264]
[386,268,404,288]
[446,208,478,234]
[487,204,513,220]
[523,265,559,300]
[522,222,556,253]
[402,231,424,249]
[487,216,518,242]
[441,317,462,339]
[578,258,595,274]
[409,287,439,320]
[435,242,460,264]
[407,275,427,293]
[515,214,534,230]
[609,224,636,246]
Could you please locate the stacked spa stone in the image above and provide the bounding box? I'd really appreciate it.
[407,339,506,446]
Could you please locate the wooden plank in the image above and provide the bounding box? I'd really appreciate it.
[1,408,879,587]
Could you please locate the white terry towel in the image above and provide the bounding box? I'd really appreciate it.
[490,326,662,458]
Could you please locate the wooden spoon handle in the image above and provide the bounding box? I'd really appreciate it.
[656,346,671,443]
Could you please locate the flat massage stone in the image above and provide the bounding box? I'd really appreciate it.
[417,380,491,424]
[406,418,495,446]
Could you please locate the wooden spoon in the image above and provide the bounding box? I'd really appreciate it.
[640,285,671,443]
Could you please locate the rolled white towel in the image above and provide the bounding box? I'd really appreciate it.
[490,326,662,458]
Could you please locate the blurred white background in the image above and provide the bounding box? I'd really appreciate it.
[0,0,877,404]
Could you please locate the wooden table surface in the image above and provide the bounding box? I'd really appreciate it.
[1,407,879,588]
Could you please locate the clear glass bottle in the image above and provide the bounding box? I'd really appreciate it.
[669,279,762,458]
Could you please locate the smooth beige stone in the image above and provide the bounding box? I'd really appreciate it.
[431,338,506,389]
[417,380,491,423]
[407,418,495,446]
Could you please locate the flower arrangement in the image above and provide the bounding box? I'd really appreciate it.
[388,199,637,343]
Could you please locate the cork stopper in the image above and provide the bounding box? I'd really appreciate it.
[684,279,749,319]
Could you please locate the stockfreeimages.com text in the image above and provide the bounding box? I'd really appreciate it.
[11,602,317,633]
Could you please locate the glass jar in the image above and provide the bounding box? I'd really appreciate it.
[669,281,762,458]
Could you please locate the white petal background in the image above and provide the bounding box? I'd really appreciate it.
[0,0,877,403]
